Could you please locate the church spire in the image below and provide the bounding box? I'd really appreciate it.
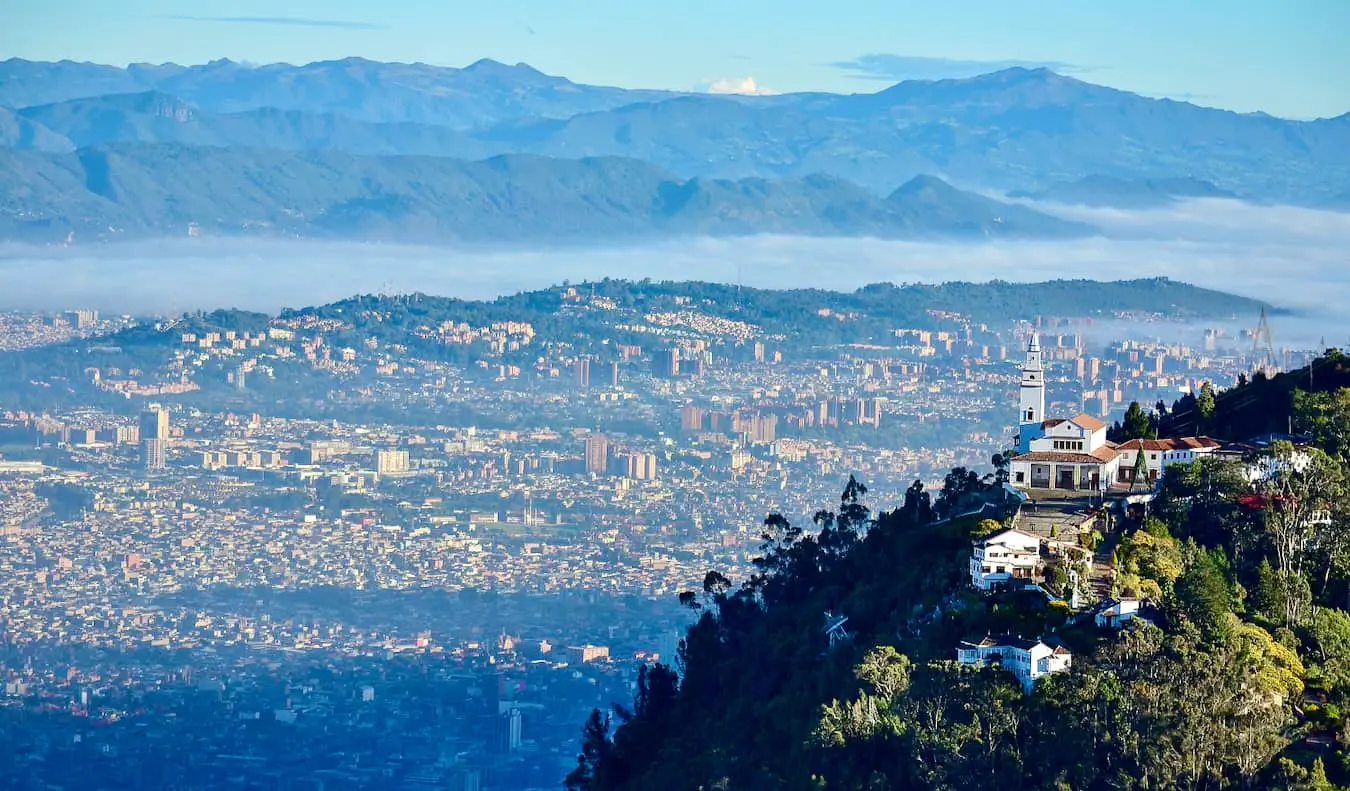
[1017,331,1046,452]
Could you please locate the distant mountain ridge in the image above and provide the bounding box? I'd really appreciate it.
[1009,175,1242,208]
[0,57,679,130]
[0,145,1093,243]
[1,59,1347,208]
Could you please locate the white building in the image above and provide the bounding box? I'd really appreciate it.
[1015,333,1047,453]
[1115,437,1222,487]
[970,527,1042,590]
[1009,334,1121,491]
[1010,412,1120,491]
[1093,598,1144,629]
[956,635,1072,691]
[375,449,410,475]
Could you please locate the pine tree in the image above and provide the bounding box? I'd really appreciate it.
[1122,401,1152,440]
[1129,445,1151,492]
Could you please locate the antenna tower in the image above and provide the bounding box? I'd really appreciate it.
[1252,307,1277,377]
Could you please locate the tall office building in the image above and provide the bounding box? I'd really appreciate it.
[375,449,410,474]
[139,405,169,470]
[661,348,680,378]
[584,433,609,475]
[607,361,620,388]
[680,405,705,433]
[573,358,591,389]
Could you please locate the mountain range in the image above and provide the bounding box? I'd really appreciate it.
[0,145,1090,243]
[1,56,1347,243]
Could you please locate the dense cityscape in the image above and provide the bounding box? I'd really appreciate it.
[0,281,1318,790]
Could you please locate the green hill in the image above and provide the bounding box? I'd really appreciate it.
[1161,350,1350,441]
[568,463,1338,790]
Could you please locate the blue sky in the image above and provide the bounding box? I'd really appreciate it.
[5,0,1348,119]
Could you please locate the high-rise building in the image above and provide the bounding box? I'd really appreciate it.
[660,348,680,378]
[496,707,523,754]
[63,309,99,329]
[680,405,705,433]
[622,451,658,480]
[139,405,169,470]
[584,433,609,475]
[375,449,410,474]
[573,358,591,389]
[607,361,620,388]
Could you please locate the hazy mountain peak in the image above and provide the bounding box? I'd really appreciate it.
[890,173,960,196]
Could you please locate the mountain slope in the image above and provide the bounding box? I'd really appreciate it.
[3,60,1346,208]
[495,69,1349,204]
[17,91,488,156]
[1009,175,1241,208]
[0,57,678,130]
[0,107,72,152]
[0,145,1094,243]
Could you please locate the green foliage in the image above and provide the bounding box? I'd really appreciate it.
[1121,400,1153,440]
[1295,387,1350,465]
[1307,608,1350,692]
[1161,350,1350,440]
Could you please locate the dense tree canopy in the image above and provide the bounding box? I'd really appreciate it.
[568,366,1350,791]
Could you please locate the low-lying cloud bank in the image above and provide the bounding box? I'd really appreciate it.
[0,197,1347,347]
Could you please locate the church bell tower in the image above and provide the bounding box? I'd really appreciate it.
[1016,332,1046,452]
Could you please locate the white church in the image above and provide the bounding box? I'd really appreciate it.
[1009,333,1123,492]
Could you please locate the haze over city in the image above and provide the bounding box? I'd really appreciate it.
[3,3,1350,791]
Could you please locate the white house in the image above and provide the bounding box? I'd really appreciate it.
[956,635,1073,691]
[1115,437,1223,487]
[1010,412,1121,491]
[971,527,1042,590]
[1093,598,1145,629]
[1217,434,1317,483]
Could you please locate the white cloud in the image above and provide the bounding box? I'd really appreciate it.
[699,76,778,96]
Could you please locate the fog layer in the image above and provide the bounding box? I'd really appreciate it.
[1,198,1347,346]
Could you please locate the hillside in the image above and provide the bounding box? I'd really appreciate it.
[1009,175,1241,209]
[2,60,1347,206]
[567,458,1345,790]
[0,145,1093,243]
[1161,350,1350,441]
[0,57,678,130]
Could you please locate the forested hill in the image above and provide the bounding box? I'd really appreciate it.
[567,437,1350,788]
[1161,349,1350,441]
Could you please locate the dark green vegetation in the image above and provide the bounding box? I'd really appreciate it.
[0,145,1091,243]
[567,370,1350,790]
[2,59,1347,208]
[1161,351,1350,442]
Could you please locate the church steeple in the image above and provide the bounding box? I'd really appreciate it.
[1017,332,1046,451]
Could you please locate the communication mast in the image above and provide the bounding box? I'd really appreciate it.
[1251,307,1277,377]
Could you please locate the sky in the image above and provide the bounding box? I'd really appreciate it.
[3,0,1348,119]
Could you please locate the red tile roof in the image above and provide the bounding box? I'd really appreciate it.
[1069,413,1107,431]
[1013,447,1119,464]
[1118,436,1222,452]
